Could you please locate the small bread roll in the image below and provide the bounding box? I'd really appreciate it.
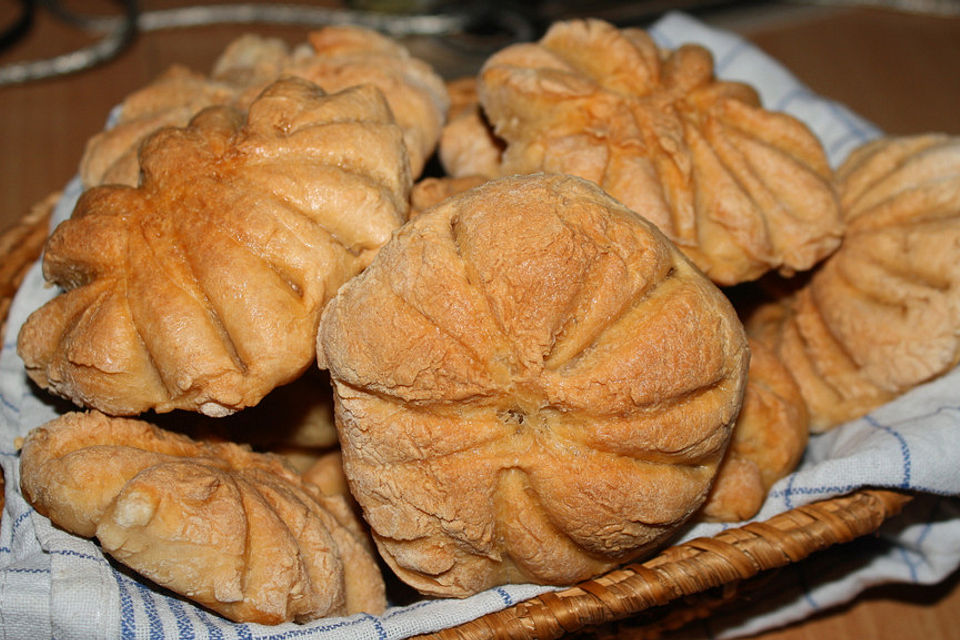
[701,339,808,522]
[318,173,749,597]
[437,76,503,179]
[224,26,449,178]
[472,18,842,285]
[81,27,448,189]
[748,134,960,431]
[19,411,385,624]
[18,78,411,417]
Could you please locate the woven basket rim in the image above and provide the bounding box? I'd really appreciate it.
[0,195,913,640]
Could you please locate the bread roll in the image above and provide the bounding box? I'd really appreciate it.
[80,66,237,188]
[19,411,385,624]
[318,173,749,597]
[701,338,808,522]
[224,26,449,178]
[748,134,960,431]
[18,78,411,417]
[472,18,842,285]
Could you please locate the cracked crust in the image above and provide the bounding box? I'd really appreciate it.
[468,18,842,286]
[318,173,749,597]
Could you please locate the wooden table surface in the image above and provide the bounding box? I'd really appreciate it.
[1,2,959,639]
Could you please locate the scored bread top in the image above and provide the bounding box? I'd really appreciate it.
[18,77,411,417]
[470,18,842,286]
[318,173,749,597]
[747,134,960,431]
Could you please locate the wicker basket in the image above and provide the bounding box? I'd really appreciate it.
[0,196,912,639]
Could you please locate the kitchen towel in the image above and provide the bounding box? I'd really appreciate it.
[1,10,957,640]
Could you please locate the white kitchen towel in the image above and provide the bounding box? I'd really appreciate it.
[1,10,958,640]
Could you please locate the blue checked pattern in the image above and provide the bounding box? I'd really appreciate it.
[0,12,957,640]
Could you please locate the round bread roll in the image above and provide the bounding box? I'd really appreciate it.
[18,78,411,417]
[317,173,749,597]
[19,411,386,624]
[473,18,842,286]
[748,134,960,431]
[80,26,447,190]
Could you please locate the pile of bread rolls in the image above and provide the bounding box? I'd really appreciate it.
[15,18,960,625]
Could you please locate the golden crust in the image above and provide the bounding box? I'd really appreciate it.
[79,27,447,190]
[225,26,449,178]
[19,410,386,624]
[317,173,749,597]
[80,66,237,188]
[473,19,842,285]
[18,78,411,417]
[701,338,808,522]
[437,77,504,179]
[747,134,960,431]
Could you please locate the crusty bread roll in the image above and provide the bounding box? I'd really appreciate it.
[18,78,411,417]
[747,134,960,431]
[469,18,842,286]
[19,411,386,624]
[80,26,448,190]
[317,173,749,597]
[701,338,808,522]
[80,66,237,188]
[222,26,449,178]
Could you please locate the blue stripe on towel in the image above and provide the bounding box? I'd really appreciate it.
[797,563,820,611]
[51,548,107,564]
[864,416,912,489]
[0,393,20,414]
[714,39,748,75]
[135,580,167,640]
[114,570,137,639]
[167,597,196,640]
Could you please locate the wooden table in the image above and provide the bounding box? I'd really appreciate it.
[1,2,958,639]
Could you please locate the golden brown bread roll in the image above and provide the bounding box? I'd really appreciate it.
[19,411,386,624]
[317,173,749,597]
[225,26,449,178]
[80,27,447,190]
[701,338,808,522]
[747,133,960,431]
[437,76,503,179]
[18,78,411,417]
[471,18,842,286]
[79,66,237,188]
